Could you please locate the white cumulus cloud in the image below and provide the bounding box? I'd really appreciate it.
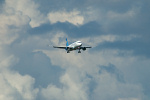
[0,55,39,100]
[48,10,84,26]
[5,0,47,28]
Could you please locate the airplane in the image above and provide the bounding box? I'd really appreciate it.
[53,38,92,53]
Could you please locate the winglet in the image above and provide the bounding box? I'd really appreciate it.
[66,38,69,46]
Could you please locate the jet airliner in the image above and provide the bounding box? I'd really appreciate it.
[53,38,91,53]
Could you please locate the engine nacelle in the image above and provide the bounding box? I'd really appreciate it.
[82,47,86,51]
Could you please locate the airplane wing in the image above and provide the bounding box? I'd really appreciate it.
[80,46,92,50]
[81,46,92,48]
[53,46,66,49]
[85,46,92,48]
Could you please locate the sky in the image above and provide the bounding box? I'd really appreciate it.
[0,0,150,100]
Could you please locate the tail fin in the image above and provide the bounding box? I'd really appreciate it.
[66,38,69,46]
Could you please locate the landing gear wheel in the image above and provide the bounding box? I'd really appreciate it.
[67,51,70,53]
[78,51,81,53]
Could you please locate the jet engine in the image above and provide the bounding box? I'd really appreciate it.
[82,47,86,51]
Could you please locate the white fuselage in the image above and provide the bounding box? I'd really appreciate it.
[67,41,82,51]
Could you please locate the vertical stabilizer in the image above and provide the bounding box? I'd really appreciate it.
[66,38,69,46]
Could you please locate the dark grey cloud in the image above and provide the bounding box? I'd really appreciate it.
[54,21,102,38]
[9,31,64,88]
[0,0,4,12]
[0,0,4,5]
[96,37,150,58]
[38,0,150,41]
[86,63,125,100]
[38,0,137,13]
[37,0,88,12]
[27,21,102,38]
[103,1,150,36]
[27,23,53,35]
[13,51,64,88]
[99,63,125,82]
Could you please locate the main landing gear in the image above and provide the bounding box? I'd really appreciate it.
[78,50,81,53]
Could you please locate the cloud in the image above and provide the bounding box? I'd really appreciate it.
[37,47,145,100]
[5,0,47,28]
[118,98,140,100]
[48,10,84,26]
[41,73,88,100]
[0,1,30,47]
[0,0,150,100]
[0,11,28,46]
[0,55,38,100]
[0,1,40,99]
[91,71,143,100]
[1,71,39,100]
[35,35,145,99]
[107,9,136,20]
[77,34,138,47]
